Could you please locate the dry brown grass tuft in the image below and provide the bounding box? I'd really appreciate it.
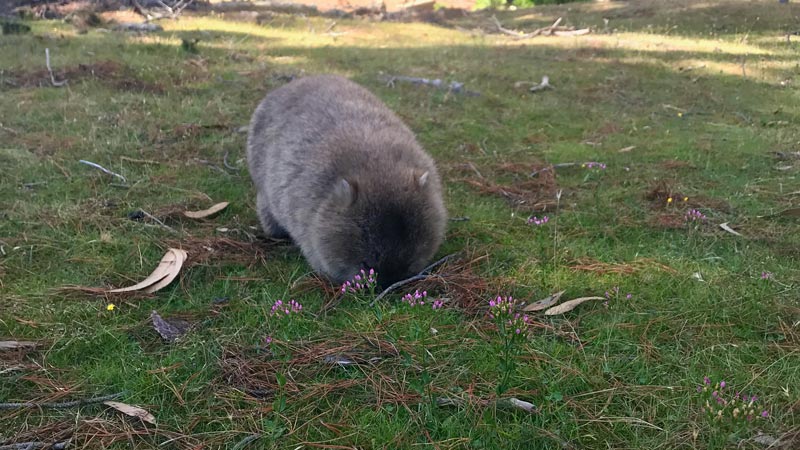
[569,257,677,275]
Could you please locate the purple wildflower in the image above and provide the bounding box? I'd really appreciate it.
[402,289,428,307]
[270,299,302,317]
[527,215,550,226]
[720,381,726,389]
[685,208,706,222]
[340,268,378,294]
[761,271,773,280]
[582,161,607,170]
[761,410,769,418]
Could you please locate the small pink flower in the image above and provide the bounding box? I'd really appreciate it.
[761,410,769,418]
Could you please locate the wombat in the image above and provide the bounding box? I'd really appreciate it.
[246,75,447,286]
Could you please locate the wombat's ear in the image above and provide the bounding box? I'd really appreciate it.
[414,171,430,189]
[333,178,357,207]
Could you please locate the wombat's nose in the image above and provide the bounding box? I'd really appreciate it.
[375,268,411,288]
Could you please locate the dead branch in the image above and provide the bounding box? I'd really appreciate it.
[132,0,195,22]
[45,48,67,87]
[0,392,124,410]
[0,441,70,450]
[491,15,589,39]
[138,210,179,234]
[370,253,458,305]
[437,396,537,413]
[78,160,127,183]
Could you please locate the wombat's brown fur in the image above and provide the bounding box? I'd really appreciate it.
[246,75,447,286]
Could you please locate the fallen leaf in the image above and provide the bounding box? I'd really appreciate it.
[719,222,742,236]
[184,202,229,219]
[108,248,187,293]
[523,290,565,312]
[0,340,38,350]
[544,296,604,315]
[618,145,636,153]
[150,310,191,342]
[103,401,156,425]
[322,355,356,366]
[505,397,536,412]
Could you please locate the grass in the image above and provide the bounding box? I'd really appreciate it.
[1,0,799,448]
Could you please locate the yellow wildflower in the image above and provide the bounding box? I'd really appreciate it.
[667,197,673,204]
[107,303,116,311]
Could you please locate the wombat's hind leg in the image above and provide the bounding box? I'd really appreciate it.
[256,194,289,239]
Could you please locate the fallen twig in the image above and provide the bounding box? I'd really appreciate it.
[138,210,178,234]
[223,151,239,172]
[0,392,124,410]
[529,162,576,177]
[370,253,458,305]
[382,75,480,96]
[78,160,127,183]
[528,75,552,93]
[230,434,261,450]
[437,396,537,413]
[45,48,67,87]
[0,441,70,450]
[491,15,589,39]
[132,0,194,22]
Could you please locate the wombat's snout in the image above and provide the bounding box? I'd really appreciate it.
[370,260,411,288]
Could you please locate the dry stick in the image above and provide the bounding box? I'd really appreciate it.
[529,162,576,177]
[553,189,563,269]
[45,48,67,87]
[223,151,239,172]
[139,210,178,234]
[436,396,536,412]
[78,160,127,183]
[136,0,194,21]
[528,75,552,93]
[0,392,124,410]
[492,15,587,39]
[491,15,537,38]
[370,253,458,305]
[230,434,261,450]
[0,441,69,450]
